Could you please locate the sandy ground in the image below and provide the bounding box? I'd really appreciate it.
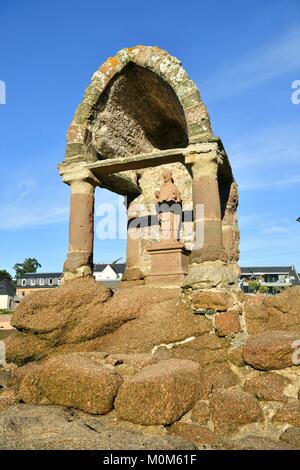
[0,314,12,324]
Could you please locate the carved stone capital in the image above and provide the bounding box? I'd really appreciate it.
[58,161,101,191]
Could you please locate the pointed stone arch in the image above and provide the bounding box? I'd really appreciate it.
[65,46,212,163]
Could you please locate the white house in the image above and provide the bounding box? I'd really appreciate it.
[0,279,18,310]
[93,263,125,288]
[16,263,126,295]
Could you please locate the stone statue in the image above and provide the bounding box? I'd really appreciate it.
[155,169,182,241]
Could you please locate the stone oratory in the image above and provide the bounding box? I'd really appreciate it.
[3,47,300,450]
[58,46,240,291]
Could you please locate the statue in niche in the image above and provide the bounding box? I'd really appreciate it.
[155,169,182,241]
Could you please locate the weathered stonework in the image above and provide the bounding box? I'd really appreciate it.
[58,45,239,292]
[2,278,300,450]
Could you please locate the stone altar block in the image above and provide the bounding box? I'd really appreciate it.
[145,241,190,286]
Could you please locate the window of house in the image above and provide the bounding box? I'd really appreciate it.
[264,274,279,283]
[30,278,35,286]
[57,278,61,285]
[39,278,44,286]
[48,278,53,286]
[21,279,26,286]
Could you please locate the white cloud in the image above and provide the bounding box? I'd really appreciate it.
[227,122,300,191]
[231,124,300,171]
[14,179,38,203]
[260,225,289,235]
[239,173,300,191]
[0,206,69,230]
[205,25,300,99]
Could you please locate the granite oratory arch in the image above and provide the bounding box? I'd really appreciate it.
[58,46,240,290]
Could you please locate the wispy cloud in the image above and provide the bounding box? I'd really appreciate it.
[0,206,69,230]
[238,209,300,266]
[0,162,70,230]
[260,225,289,235]
[239,173,300,191]
[239,211,294,232]
[228,122,300,191]
[241,232,299,254]
[205,25,300,99]
[14,180,38,203]
[231,124,300,171]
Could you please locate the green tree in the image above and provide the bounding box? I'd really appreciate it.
[258,284,269,294]
[13,258,41,278]
[273,286,284,295]
[0,269,13,281]
[248,280,268,294]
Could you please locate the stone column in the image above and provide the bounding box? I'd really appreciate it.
[188,151,226,263]
[222,181,240,262]
[60,166,99,281]
[122,200,144,283]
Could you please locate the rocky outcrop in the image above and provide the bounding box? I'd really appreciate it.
[272,401,300,427]
[168,422,219,447]
[242,331,300,370]
[192,291,234,312]
[215,310,241,337]
[243,372,291,401]
[0,404,196,450]
[191,400,210,425]
[97,298,212,355]
[209,388,263,433]
[168,333,229,368]
[244,286,300,334]
[18,353,123,415]
[115,359,200,425]
[5,279,182,364]
[1,279,300,450]
[280,427,300,448]
[199,362,239,399]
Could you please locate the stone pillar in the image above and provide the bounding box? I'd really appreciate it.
[122,200,144,284]
[60,167,99,281]
[189,152,226,263]
[222,181,240,262]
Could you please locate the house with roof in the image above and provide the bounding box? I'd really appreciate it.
[16,264,126,297]
[16,272,63,298]
[93,263,125,288]
[0,279,18,310]
[15,264,299,297]
[240,266,300,294]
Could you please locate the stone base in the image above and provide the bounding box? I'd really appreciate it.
[190,246,228,263]
[145,241,190,286]
[122,266,144,282]
[62,266,93,282]
[183,260,240,291]
[118,279,145,289]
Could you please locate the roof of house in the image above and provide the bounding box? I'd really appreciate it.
[16,264,126,280]
[240,266,300,285]
[241,266,296,274]
[15,265,299,285]
[19,272,63,279]
[0,279,16,296]
[93,263,126,274]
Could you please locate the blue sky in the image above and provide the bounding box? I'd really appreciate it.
[0,0,299,276]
